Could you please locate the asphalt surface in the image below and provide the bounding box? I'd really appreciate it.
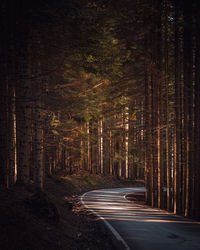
[81,187,200,250]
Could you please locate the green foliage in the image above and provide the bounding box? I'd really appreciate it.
[42,0,151,175]
[50,120,61,127]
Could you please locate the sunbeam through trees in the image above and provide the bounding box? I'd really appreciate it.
[0,0,200,221]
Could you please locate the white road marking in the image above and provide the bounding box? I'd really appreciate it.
[81,191,130,250]
[81,188,200,250]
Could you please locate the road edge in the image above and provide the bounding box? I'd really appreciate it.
[80,191,130,250]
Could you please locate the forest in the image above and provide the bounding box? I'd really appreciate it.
[1,0,200,223]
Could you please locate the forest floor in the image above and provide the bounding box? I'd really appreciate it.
[0,172,144,250]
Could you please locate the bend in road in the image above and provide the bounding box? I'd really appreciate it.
[81,188,200,250]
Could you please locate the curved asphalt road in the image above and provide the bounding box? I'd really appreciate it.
[81,188,200,250]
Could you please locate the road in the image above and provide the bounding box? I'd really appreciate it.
[81,188,200,250]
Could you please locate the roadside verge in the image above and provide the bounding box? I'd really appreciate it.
[80,190,130,250]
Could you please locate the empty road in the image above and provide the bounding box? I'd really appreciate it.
[81,188,200,250]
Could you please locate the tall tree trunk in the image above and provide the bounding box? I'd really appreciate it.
[194,0,200,219]
[173,1,182,214]
[100,119,104,174]
[15,3,32,185]
[0,18,8,187]
[183,1,193,217]
[31,30,44,190]
[125,106,129,178]
[144,42,152,204]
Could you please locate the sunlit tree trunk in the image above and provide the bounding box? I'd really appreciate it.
[7,80,17,186]
[86,120,91,172]
[80,124,84,171]
[128,102,134,180]
[109,126,113,175]
[99,119,104,174]
[103,117,109,175]
[125,106,129,179]
[92,120,98,174]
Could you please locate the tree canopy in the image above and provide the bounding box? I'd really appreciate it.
[1,0,200,220]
